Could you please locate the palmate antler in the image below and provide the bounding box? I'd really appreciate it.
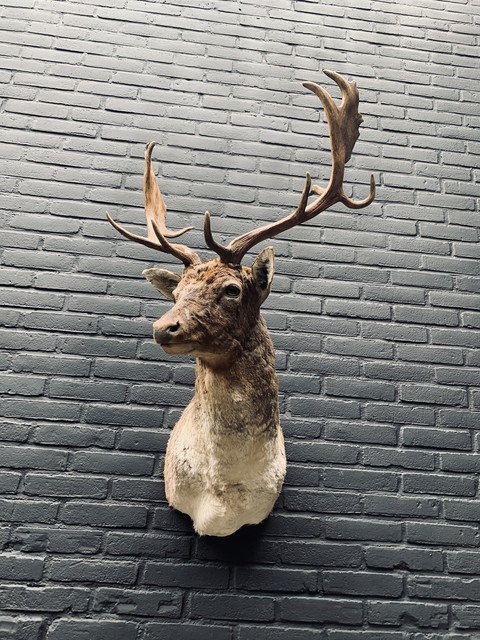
[106,142,201,267]
[205,69,375,264]
[107,70,375,267]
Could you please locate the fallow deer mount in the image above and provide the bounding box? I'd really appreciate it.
[107,70,375,537]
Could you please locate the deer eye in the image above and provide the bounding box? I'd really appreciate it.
[224,284,241,298]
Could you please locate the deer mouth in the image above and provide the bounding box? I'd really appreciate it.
[160,341,198,355]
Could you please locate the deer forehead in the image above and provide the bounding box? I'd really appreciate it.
[180,261,250,292]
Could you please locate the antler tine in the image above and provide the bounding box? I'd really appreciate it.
[203,211,233,264]
[205,70,375,265]
[106,142,200,267]
[143,142,193,240]
[203,175,312,265]
[151,220,201,267]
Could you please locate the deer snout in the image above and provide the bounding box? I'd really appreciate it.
[153,318,182,345]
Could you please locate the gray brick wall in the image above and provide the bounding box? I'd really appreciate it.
[0,0,479,637]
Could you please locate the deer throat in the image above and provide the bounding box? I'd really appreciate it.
[194,320,279,436]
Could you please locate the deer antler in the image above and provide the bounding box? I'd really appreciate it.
[106,142,201,267]
[205,69,375,265]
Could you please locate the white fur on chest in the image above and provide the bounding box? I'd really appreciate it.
[164,402,286,536]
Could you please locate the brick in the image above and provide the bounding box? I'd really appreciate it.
[412,574,480,603]
[325,632,402,640]
[0,498,59,524]
[290,353,359,376]
[397,344,463,365]
[324,299,391,320]
[361,321,428,343]
[234,566,317,593]
[286,441,358,465]
[46,619,138,640]
[0,554,44,581]
[394,305,459,327]
[143,560,229,588]
[400,383,467,406]
[35,273,107,294]
[431,327,480,348]
[404,472,476,497]
[367,601,448,628]
[0,471,21,494]
[424,255,480,276]
[391,269,453,290]
[324,420,397,445]
[280,596,362,624]
[448,551,480,575]
[237,626,321,640]
[407,522,479,546]
[12,527,103,555]
[0,287,65,310]
[278,540,361,568]
[403,427,471,450]
[283,489,361,514]
[22,311,98,334]
[290,396,361,420]
[262,513,322,538]
[84,404,162,428]
[24,473,108,498]
[0,616,44,640]
[324,337,393,359]
[93,358,170,382]
[440,453,480,473]
[325,518,402,542]
[284,462,321,486]
[0,585,89,612]
[323,570,403,597]
[365,362,433,382]
[50,558,137,584]
[145,623,232,640]
[454,605,480,630]
[2,249,75,272]
[0,373,45,396]
[324,468,398,492]
[93,587,182,617]
[430,290,480,311]
[365,545,443,571]
[70,451,154,476]
[363,447,435,471]
[61,502,148,528]
[444,500,480,522]
[366,283,427,304]
[12,354,90,377]
[191,594,275,622]
[106,532,190,559]
[325,377,395,401]
[32,424,115,448]
[0,444,67,470]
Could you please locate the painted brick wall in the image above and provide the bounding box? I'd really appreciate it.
[0,0,479,638]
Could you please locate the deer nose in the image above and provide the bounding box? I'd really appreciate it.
[153,320,181,345]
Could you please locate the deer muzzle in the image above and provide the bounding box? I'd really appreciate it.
[153,314,182,345]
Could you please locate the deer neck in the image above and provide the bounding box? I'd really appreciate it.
[193,316,279,435]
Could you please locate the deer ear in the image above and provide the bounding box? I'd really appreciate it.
[142,268,181,300]
[252,246,274,301]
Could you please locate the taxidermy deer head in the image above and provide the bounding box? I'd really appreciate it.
[107,70,375,536]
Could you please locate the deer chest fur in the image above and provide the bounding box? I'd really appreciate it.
[164,360,286,537]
